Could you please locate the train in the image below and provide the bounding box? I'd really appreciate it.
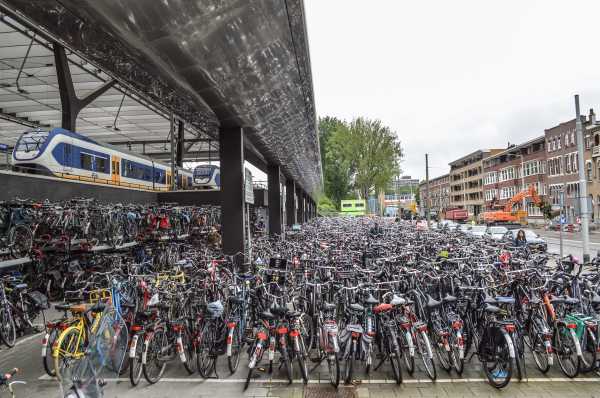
[11,128,194,191]
[192,164,221,190]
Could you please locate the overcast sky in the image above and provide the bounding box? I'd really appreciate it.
[304,0,600,181]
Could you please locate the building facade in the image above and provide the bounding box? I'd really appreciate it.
[419,173,449,217]
[482,136,547,223]
[449,150,502,218]
[544,114,595,223]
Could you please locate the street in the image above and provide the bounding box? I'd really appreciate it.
[537,230,600,260]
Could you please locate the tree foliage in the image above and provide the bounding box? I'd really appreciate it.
[319,116,403,208]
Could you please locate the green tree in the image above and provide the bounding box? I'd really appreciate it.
[334,117,403,200]
[319,117,353,209]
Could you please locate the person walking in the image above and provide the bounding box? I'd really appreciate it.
[515,229,527,247]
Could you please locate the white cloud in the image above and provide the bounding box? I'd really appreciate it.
[305,0,600,180]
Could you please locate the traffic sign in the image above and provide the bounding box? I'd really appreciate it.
[560,215,567,224]
[0,143,8,151]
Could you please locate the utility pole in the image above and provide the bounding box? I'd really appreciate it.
[560,190,564,259]
[575,95,591,262]
[425,153,431,228]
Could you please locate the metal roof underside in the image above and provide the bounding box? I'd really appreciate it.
[0,0,322,196]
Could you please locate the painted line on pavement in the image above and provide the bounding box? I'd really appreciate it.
[36,374,600,384]
[15,331,43,347]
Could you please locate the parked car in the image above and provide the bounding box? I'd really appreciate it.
[438,220,458,231]
[469,225,487,238]
[502,229,548,252]
[485,226,509,241]
[458,224,472,234]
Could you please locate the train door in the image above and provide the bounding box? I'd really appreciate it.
[111,155,120,185]
[166,171,172,191]
[62,138,73,174]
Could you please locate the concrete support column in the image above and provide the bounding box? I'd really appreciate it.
[267,165,283,237]
[219,127,245,257]
[286,180,296,226]
[296,186,305,223]
[176,120,185,167]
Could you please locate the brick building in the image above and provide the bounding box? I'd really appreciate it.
[482,136,547,224]
[419,173,449,217]
[545,113,594,223]
[449,149,502,218]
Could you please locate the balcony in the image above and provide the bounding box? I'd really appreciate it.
[594,145,600,157]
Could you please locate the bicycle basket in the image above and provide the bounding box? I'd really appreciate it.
[27,290,49,310]
[207,300,224,318]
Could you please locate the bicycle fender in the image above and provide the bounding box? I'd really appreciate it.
[129,335,139,358]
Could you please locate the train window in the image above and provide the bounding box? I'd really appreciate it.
[144,167,152,181]
[80,153,93,170]
[95,157,108,173]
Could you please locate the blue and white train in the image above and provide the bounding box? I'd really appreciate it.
[192,164,221,190]
[12,128,193,191]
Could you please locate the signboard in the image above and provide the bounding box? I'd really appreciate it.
[0,144,8,151]
[244,168,254,204]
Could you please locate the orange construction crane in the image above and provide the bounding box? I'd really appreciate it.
[482,186,541,224]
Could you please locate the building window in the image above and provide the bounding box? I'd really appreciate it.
[557,136,561,149]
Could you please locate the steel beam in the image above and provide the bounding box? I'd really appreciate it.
[176,120,184,167]
[53,44,116,131]
[285,179,296,227]
[219,126,246,259]
[107,138,212,146]
[267,164,282,237]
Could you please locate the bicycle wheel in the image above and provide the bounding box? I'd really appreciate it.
[528,319,550,373]
[343,338,356,384]
[432,330,451,372]
[387,336,403,384]
[183,327,198,374]
[143,327,168,384]
[53,326,85,381]
[298,312,315,353]
[129,333,144,386]
[449,329,464,375]
[399,330,415,374]
[580,326,597,373]
[9,224,32,258]
[296,335,309,384]
[481,328,512,389]
[197,324,216,377]
[280,346,293,384]
[512,332,525,381]
[43,328,59,377]
[228,326,242,374]
[0,307,16,348]
[327,353,340,388]
[416,330,436,381]
[555,324,581,378]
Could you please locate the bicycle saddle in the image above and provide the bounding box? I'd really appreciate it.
[484,294,497,304]
[390,295,406,306]
[426,295,441,309]
[484,304,501,313]
[55,303,71,312]
[89,302,106,313]
[349,303,364,312]
[286,310,302,318]
[270,306,289,317]
[365,294,379,305]
[139,310,156,319]
[495,296,515,305]
[229,296,245,305]
[374,303,393,313]
[528,295,541,305]
[323,302,336,311]
[13,283,27,290]
[121,302,136,310]
[550,296,565,304]
[260,310,275,320]
[442,294,457,303]
[564,297,580,306]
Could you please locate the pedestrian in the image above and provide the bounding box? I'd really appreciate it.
[515,229,527,247]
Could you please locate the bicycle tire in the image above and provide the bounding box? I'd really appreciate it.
[280,346,293,384]
[388,337,403,384]
[197,324,216,377]
[0,307,16,348]
[53,326,85,382]
[327,354,340,388]
[528,319,550,373]
[449,330,464,375]
[43,328,59,377]
[417,330,436,381]
[343,339,356,384]
[227,326,241,374]
[481,328,512,389]
[143,327,168,384]
[555,324,581,378]
[580,326,597,373]
[129,333,144,386]
[399,331,415,374]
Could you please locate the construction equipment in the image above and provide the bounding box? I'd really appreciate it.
[482,186,541,224]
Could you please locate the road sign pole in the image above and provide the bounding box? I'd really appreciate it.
[560,190,564,259]
[575,95,591,262]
